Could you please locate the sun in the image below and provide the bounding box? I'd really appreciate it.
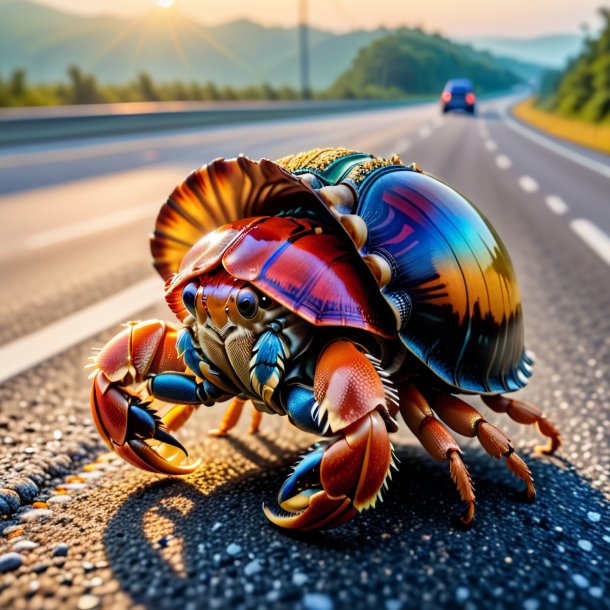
[156,0,175,8]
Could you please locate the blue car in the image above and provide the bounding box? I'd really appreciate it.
[441,79,476,114]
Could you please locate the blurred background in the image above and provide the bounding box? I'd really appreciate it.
[0,2,609,610]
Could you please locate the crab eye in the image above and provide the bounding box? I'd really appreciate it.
[236,288,258,319]
[259,294,272,309]
[182,282,198,316]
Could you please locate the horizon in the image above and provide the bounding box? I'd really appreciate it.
[18,0,605,38]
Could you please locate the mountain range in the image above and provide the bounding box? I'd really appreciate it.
[0,0,581,87]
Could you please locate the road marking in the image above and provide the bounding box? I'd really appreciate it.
[419,125,432,138]
[393,138,411,154]
[496,154,512,169]
[504,112,610,180]
[571,219,610,267]
[0,277,162,384]
[23,202,156,250]
[478,123,488,137]
[545,195,569,215]
[485,139,498,152]
[432,117,443,128]
[518,175,539,193]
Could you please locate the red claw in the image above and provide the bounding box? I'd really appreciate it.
[89,320,200,475]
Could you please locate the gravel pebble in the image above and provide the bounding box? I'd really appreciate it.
[586,511,601,523]
[572,574,589,589]
[577,540,593,552]
[19,508,53,522]
[77,594,101,610]
[292,572,308,586]
[47,494,72,505]
[52,543,69,557]
[226,543,242,556]
[11,540,39,552]
[0,552,23,573]
[455,587,470,603]
[302,592,334,610]
[244,559,262,576]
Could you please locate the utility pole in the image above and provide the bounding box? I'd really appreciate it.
[299,0,311,100]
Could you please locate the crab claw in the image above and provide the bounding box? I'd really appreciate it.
[264,410,392,531]
[91,369,201,475]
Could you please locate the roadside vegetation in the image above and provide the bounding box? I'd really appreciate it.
[535,8,610,124]
[0,67,302,107]
[513,8,610,155]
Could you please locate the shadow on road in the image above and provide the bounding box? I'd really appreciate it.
[103,446,608,610]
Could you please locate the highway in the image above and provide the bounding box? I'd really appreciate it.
[0,96,608,610]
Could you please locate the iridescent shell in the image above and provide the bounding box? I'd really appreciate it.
[151,155,531,395]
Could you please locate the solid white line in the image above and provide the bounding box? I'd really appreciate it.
[496,154,512,169]
[0,277,162,384]
[24,202,156,250]
[570,219,610,267]
[545,195,569,215]
[504,112,610,180]
[518,175,539,193]
[485,139,498,152]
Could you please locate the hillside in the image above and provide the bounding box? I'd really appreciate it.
[1,0,540,89]
[329,29,519,98]
[538,8,610,123]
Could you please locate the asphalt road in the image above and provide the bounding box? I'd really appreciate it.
[0,96,609,610]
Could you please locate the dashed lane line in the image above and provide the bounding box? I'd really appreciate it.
[545,195,569,215]
[419,125,432,138]
[571,219,610,267]
[485,140,498,152]
[496,155,512,169]
[519,175,539,193]
[0,277,161,384]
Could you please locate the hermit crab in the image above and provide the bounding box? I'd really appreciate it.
[88,148,561,530]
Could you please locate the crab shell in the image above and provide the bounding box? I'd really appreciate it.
[151,155,531,395]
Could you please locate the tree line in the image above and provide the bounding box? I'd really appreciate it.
[537,8,610,124]
[0,66,303,107]
[0,27,520,107]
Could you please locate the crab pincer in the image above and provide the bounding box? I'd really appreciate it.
[89,320,202,474]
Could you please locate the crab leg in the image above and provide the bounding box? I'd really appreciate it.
[209,397,262,436]
[264,340,393,531]
[481,395,561,454]
[398,383,476,526]
[431,394,536,501]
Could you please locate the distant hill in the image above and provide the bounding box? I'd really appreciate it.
[330,29,520,98]
[459,34,584,69]
[0,0,542,88]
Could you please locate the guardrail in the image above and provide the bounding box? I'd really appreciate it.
[0,99,432,148]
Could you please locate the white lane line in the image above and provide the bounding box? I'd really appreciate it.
[419,125,432,138]
[518,175,539,193]
[393,138,411,154]
[432,117,443,128]
[0,277,162,384]
[545,195,569,215]
[485,139,498,152]
[496,154,512,169]
[571,219,610,267]
[23,202,156,251]
[478,123,488,137]
[504,112,610,180]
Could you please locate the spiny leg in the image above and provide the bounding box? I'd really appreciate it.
[398,383,475,526]
[431,394,536,501]
[481,395,561,454]
[209,397,263,436]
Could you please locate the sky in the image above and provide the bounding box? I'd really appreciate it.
[31,0,605,38]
